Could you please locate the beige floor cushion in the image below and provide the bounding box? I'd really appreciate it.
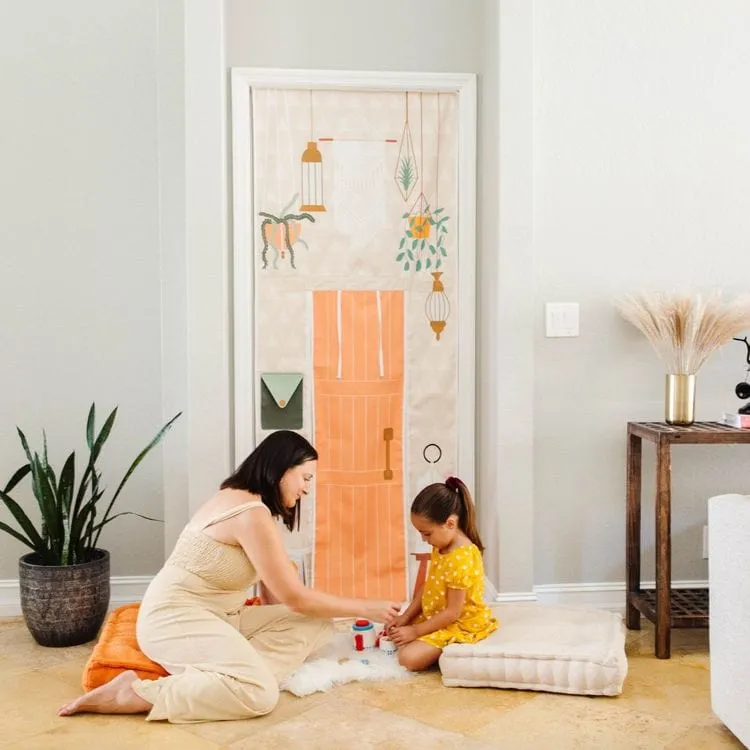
[439,603,627,696]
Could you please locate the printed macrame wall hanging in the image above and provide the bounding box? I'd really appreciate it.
[231,71,477,599]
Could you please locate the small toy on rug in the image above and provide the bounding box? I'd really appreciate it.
[280,628,409,697]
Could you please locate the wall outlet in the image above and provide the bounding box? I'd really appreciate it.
[702,524,709,559]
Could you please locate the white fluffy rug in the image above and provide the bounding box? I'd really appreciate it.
[280,630,411,697]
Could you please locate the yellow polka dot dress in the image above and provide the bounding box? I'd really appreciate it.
[414,543,498,649]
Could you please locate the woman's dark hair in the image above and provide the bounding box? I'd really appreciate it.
[221,430,318,531]
[410,476,484,552]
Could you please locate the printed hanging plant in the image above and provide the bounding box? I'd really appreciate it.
[395,206,449,272]
[394,92,418,201]
[397,156,416,199]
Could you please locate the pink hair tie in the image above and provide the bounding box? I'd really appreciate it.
[445,476,461,492]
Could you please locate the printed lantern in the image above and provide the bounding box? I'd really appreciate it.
[425,272,450,340]
[299,141,326,212]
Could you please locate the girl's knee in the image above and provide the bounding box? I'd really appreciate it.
[397,644,441,672]
[397,650,424,672]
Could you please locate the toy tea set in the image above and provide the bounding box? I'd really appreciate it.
[351,619,396,655]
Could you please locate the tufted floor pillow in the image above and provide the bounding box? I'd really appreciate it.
[439,603,628,696]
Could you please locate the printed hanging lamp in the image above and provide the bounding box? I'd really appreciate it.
[425,272,451,340]
[300,141,326,212]
[300,91,326,212]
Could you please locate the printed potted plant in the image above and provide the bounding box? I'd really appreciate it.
[0,404,180,647]
[259,194,315,270]
[396,203,449,272]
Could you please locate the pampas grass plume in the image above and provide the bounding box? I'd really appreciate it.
[615,291,750,375]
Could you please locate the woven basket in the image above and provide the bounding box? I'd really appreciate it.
[19,549,110,647]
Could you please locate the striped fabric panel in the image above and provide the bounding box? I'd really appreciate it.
[312,290,406,600]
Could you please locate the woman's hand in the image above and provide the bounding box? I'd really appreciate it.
[389,625,418,646]
[360,600,402,625]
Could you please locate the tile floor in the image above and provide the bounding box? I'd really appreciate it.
[0,615,743,749]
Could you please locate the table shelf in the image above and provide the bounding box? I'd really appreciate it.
[629,588,708,629]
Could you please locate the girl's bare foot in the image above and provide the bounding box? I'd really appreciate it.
[58,670,152,716]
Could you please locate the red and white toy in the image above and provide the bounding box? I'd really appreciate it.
[351,619,377,650]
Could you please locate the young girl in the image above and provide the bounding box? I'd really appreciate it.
[388,476,497,671]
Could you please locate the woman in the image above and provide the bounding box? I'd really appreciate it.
[59,430,401,723]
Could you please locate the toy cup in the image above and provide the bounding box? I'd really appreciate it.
[378,635,397,655]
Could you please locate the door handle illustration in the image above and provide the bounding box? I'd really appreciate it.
[383,427,394,480]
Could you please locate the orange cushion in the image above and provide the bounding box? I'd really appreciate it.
[81,603,168,691]
[81,598,264,691]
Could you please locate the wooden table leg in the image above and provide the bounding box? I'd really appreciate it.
[626,432,642,629]
[655,437,672,658]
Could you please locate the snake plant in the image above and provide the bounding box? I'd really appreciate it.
[0,404,181,565]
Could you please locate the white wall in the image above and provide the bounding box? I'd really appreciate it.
[533,0,750,585]
[0,1,166,578]
[224,0,485,74]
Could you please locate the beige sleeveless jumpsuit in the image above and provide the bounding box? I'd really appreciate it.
[132,500,333,723]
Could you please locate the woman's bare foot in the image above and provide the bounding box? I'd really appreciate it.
[58,670,152,717]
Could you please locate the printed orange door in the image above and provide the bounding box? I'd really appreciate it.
[313,290,406,600]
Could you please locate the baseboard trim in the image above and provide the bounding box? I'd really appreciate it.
[494,590,539,603]
[516,579,709,613]
[0,576,153,618]
[0,576,710,618]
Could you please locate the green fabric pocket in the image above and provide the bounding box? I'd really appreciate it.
[260,372,303,429]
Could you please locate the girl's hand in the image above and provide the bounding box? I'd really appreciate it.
[385,613,410,633]
[361,601,402,625]
[389,625,418,646]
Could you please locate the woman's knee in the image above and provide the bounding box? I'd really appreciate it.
[296,615,334,648]
[225,670,279,717]
[244,677,280,716]
[317,617,334,641]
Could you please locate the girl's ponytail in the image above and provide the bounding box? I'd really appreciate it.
[445,476,484,553]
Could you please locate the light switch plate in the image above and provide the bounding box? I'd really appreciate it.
[545,303,579,337]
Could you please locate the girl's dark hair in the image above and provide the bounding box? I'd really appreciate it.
[221,430,318,531]
[410,476,484,552]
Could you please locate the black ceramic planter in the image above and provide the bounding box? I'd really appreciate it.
[19,549,110,647]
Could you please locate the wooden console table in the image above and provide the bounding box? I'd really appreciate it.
[626,421,750,658]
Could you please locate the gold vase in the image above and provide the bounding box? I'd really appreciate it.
[665,374,695,425]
